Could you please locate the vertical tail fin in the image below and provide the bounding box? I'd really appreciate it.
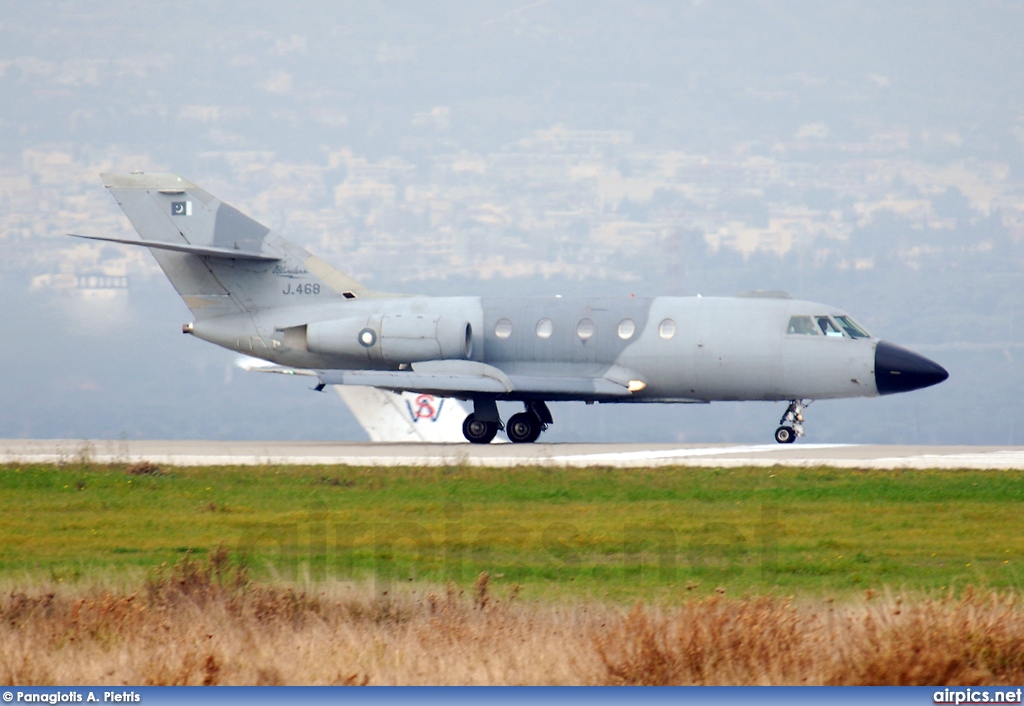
[100,172,378,319]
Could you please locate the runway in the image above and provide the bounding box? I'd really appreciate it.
[4,439,1024,469]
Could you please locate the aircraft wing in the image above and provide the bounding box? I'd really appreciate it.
[317,360,635,398]
[239,357,638,398]
[319,370,511,395]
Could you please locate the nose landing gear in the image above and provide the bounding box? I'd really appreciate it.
[775,400,808,444]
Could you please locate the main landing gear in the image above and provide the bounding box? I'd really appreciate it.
[462,400,552,444]
[774,400,808,444]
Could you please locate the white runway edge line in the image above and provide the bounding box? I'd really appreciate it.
[867,451,1024,470]
[548,443,855,464]
[4,441,1024,470]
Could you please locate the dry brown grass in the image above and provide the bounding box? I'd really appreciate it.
[4,549,1024,685]
[594,590,1024,685]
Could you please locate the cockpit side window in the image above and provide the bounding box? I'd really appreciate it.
[817,316,845,337]
[787,316,819,335]
[834,315,871,339]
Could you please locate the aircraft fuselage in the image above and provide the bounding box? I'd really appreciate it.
[191,293,929,404]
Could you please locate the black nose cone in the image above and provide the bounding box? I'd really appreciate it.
[875,340,949,395]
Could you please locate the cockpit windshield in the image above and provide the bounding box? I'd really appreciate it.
[786,316,818,335]
[786,314,872,339]
[817,316,844,337]
[834,315,871,339]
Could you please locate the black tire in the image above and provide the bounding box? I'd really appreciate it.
[774,426,795,444]
[506,412,542,443]
[463,414,498,444]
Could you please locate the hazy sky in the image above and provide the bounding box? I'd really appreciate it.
[2,2,1023,444]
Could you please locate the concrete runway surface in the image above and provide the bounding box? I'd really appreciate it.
[3,439,1024,469]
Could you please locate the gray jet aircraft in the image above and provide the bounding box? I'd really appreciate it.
[73,173,949,444]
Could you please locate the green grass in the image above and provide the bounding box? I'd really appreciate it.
[2,462,1023,600]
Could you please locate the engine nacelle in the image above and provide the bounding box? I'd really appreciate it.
[303,314,473,364]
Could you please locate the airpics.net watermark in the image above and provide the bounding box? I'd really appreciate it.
[934,689,1023,704]
[230,502,782,590]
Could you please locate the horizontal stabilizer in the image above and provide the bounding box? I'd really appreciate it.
[68,233,281,262]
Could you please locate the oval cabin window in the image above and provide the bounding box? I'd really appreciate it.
[494,318,513,339]
[536,318,553,339]
[658,319,676,339]
[576,318,595,340]
[617,318,636,340]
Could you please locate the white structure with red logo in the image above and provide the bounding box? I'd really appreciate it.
[335,387,507,443]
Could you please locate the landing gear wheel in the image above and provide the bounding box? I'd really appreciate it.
[462,414,498,444]
[506,412,543,443]
[774,426,796,444]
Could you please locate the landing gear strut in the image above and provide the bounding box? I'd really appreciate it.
[775,400,808,444]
